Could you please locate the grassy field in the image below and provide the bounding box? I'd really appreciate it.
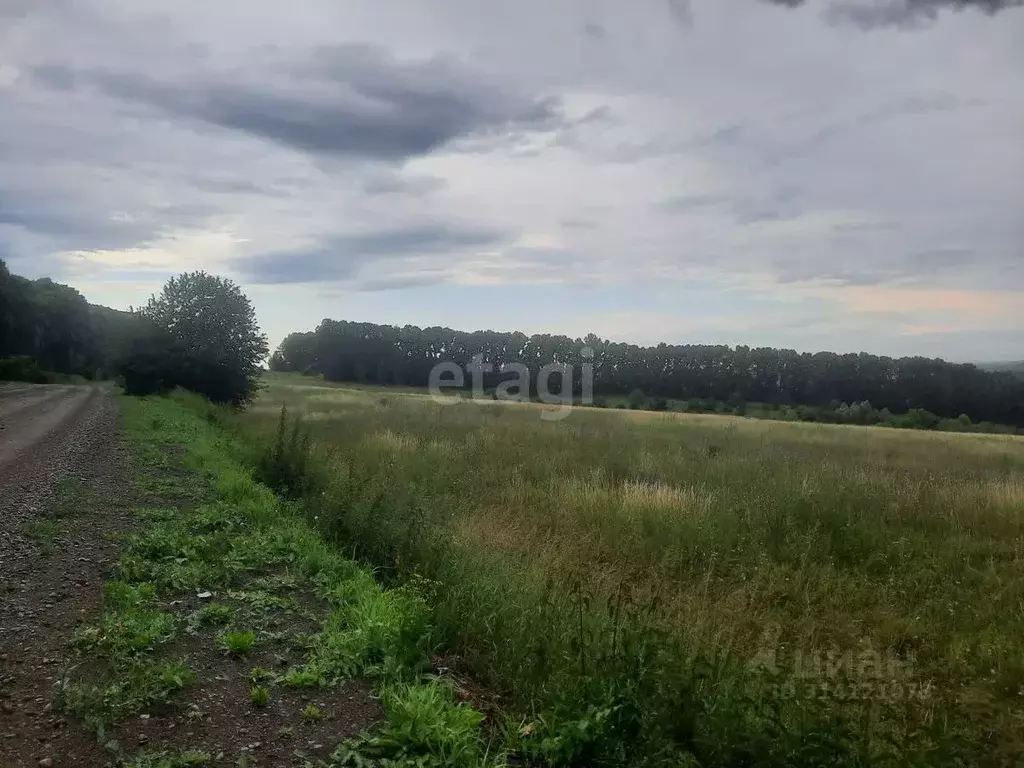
[236,372,1024,765]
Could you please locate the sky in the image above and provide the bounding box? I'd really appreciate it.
[1,0,1022,362]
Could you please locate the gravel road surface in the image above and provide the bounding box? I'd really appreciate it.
[0,384,127,767]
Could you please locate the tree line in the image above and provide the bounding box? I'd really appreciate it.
[1,260,267,406]
[271,319,1024,427]
[4,256,1018,427]
[0,258,138,381]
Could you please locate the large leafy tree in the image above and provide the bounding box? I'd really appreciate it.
[140,272,268,406]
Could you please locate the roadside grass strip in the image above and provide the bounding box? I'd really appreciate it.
[59,394,497,767]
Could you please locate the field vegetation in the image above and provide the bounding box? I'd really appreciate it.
[233,372,1024,765]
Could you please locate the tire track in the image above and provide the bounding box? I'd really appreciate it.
[0,385,68,422]
[0,387,96,474]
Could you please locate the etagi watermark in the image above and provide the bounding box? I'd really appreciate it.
[427,347,594,421]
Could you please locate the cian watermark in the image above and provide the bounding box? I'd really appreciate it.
[428,347,594,421]
[747,625,932,704]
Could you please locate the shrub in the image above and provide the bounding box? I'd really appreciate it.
[254,406,318,499]
[118,321,181,396]
[0,355,49,383]
[900,408,941,430]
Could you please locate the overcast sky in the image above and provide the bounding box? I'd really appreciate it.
[1,0,1022,361]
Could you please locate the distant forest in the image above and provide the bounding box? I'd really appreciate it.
[3,255,1021,430]
[980,361,1024,377]
[271,319,1024,428]
[0,258,137,381]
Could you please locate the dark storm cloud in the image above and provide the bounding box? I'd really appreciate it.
[760,0,1023,28]
[238,223,505,284]
[32,44,563,162]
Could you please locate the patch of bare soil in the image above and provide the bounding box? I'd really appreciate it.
[116,647,379,765]
[107,590,382,765]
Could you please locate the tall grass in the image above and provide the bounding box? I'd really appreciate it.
[239,375,1024,766]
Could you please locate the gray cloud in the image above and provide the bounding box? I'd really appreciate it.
[656,186,804,223]
[361,172,448,197]
[32,45,563,162]
[656,194,728,213]
[666,0,695,29]
[732,185,803,224]
[0,186,173,255]
[0,0,1020,361]
[354,273,451,292]
[560,218,600,230]
[760,0,1023,28]
[190,177,283,196]
[238,223,505,284]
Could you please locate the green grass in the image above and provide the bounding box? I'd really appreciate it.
[121,750,211,768]
[300,703,326,722]
[231,373,1024,766]
[249,666,273,683]
[60,659,195,731]
[20,518,60,549]
[185,602,234,632]
[249,685,270,708]
[217,629,257,655]
[334,681,486,767]
[64,392,498,765]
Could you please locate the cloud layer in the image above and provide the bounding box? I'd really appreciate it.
[34,45,562,162]
[0,0,1021,361]
[763,0,1023,28]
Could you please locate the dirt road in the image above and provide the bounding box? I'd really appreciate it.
[0,384,126,767]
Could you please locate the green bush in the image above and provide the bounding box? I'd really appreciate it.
[628,388,647,410]
[0,355,50,383]
[253,406,319,499]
